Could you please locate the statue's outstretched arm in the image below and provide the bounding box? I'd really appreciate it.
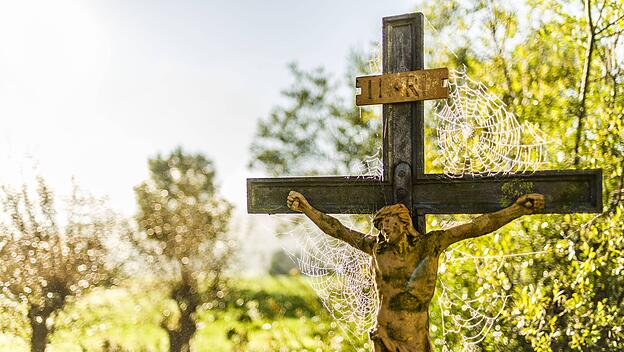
[287,191,374,255]
[433,193,544,251]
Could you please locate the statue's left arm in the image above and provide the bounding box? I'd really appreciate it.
[432,194,544,251]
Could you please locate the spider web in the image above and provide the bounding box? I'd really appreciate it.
[431,67,550,348]
[435,69,548,177]
[278,69,550,351]
[277,150,383,348]
[429,218,530,347]
[281,218,379,341]
[432,219,548,351]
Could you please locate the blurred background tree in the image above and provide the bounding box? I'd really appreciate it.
[268,249,299,276]
[0,178,120,352]
[132,147,235,352]
[249,59,381,177]
[249,0,624,350]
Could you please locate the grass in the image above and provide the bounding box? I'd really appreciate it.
[0,276,370,352]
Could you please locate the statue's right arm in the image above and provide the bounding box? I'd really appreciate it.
[287,191,374,255]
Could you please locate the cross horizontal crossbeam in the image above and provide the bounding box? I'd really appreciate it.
[248,169,602,215]
[247,12,603,235]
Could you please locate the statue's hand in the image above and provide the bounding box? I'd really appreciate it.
[515,193,545,214]
[287,191,310,213]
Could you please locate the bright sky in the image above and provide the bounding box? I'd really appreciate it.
[0,0,414,213]
[0,0,415,272]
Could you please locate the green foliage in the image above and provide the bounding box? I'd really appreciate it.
[0,178,121,352]
[249,61,381,177]
[249,0,624,350]
[268,249,299,276]
[134,147,233,268]
[423,0,624,350]
[0,276,366,351]
[510,208,624,351]
[132,147,235,351]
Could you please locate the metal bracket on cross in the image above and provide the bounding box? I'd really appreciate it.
[246,12,602,235]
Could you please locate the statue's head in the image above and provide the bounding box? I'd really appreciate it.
[373,203,419,243]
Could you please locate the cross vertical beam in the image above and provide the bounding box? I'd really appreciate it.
[246,11,602,232]
[382,13,427,234]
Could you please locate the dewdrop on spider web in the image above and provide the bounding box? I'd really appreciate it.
[278,153,383,346]
[281,210,380,345]
[435,239,511,350]
[435,69,548,178]
[354,148,383,180]
[431,217,549,351]
[280,67,550,347]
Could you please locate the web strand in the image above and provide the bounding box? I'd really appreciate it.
[277,154,383,348]
[281,68,550,351]
[435,69,548,177]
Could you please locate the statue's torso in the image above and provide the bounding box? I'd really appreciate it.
[372,235,441,351]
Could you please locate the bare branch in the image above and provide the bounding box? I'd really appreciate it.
[596,13,624,35]
[574,0,597,167]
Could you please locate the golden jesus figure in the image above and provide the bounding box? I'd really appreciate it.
[287,190,544,352]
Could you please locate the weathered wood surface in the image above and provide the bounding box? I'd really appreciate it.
[247,177,391,214]
[247,169,602,215]
[245,12,603,221]
[413,169,602,214]
[355,68,449,106]
[382,13,427,234]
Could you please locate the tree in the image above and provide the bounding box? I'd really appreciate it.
[268,249,299,276]
[250,59,381,177]
[132,147,234,352]
[249,0,624,350]
[420,0,624,350]
[0,177,120,352]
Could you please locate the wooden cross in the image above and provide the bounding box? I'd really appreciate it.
[247,12,602,234]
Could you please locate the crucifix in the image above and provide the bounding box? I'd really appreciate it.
[247,12,602,231]
[247,12,602,352]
